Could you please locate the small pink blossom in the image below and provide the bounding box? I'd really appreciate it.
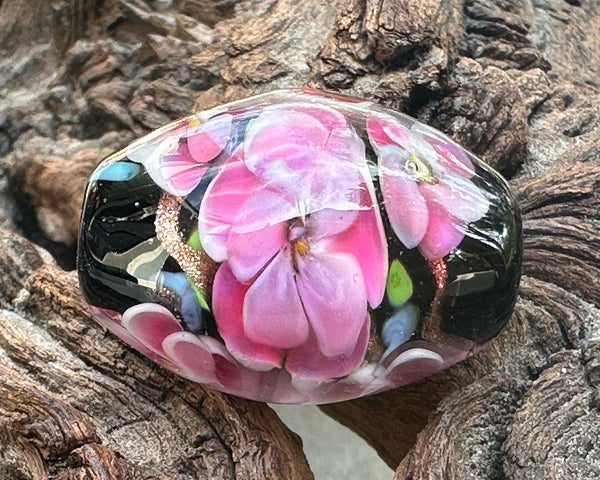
[199,103,388,381]
[128,114,233,196]
[367,114,489,260]
[88,305,464,403]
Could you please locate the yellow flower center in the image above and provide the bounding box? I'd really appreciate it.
[406,153,436,184]
[294,238,310,257]
[188,117,201,129]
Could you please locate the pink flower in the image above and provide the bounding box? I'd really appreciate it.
[127,114,233,196]
[88,304,460,404]
[367,114,489,260]
[118,303,309,403]
[199,103,388,381]
[290,342,464,403]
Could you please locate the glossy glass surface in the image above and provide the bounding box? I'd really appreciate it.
[78,89,522,404]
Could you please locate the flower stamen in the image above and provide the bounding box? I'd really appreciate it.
[407,153,436,184]
[294,237,310,257]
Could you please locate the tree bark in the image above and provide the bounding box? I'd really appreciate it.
[0,0,599,478]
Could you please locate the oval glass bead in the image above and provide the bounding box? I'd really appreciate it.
[77,89,522,404]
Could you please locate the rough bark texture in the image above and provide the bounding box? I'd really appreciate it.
[0,0,598,479]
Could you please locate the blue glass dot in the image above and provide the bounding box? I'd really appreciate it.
[91,161,141,182]
[381,303,419,359]
[158,272,204,332]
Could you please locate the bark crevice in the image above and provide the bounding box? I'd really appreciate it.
[0,0,598,478]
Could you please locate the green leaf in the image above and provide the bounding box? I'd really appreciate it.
[187,230,203,251]
[189,280,210,311]
[386,259,413,307]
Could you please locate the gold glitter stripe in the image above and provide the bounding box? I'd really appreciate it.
[155,192,218,294]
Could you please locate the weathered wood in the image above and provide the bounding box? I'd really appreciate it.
[0,239,312,479]
[0,0,599,478]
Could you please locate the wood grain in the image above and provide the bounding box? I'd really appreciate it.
[0,0,598,478]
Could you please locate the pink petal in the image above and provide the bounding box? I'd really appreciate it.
[126,119,186,165]
[302,152,366,215]
[303,364,390,404]
[425,133,476,178]
[285,316,370,381]
[226,222,285,283]
[423,173,489,224]
[286,103,348,130]
[159,142,207,195]
[308,208,359,239]
[382,120,412,147]
[212,351,243,391]
[162,331,217,384]
[198,148,263,262]
[212,263,284,370]
[229,188,299,234]
[244,110,329,192]
[127,118,216,196]
[243,251,310,349]
[168,166,207,194]
[324,124,365,165]
[89,305,121,324]
[385,347,444,385]
[165,331,257,395]
[252,369,310,404]
[245,104,369,216]
[226,186,294,282]
[367,114,411,149]
[90,306,170,364]
[367,116,394,147]
[163,331,269,399]
[418,189,466,260]
[121,303,183,357]
[159,143,196,178]
[379,147,429,249]
[186,114,233,164]
[136,135,193,196]
[325,186,388,308]
[254,103,365,176]
[296,252,367,357]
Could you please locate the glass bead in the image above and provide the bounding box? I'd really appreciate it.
[78,89,522,404]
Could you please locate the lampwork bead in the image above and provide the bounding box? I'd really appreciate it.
[78,89,522,404]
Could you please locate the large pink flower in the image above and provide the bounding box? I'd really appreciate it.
[199,103,388,381]
[367,114,489,260]
[127,114,233,196]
